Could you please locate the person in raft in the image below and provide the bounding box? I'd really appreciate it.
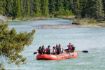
[37,46,42,54]
[52,46,56,54]
[45,45,51,54]
[37,45,46,54]
[56,44,60,54]
[41,45,46,54]
[65,43,75,52]
[52,44,63,55]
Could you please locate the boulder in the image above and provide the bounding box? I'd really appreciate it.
[0,15,7,23]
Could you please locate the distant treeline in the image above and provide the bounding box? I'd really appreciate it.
[0,0,105,20]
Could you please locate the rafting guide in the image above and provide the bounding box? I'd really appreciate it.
[65,43,75,53]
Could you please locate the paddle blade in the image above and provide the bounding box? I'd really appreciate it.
[82,50,88,53]
[33,52,37,54]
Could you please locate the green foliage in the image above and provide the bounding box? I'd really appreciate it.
[0,0,105,20]
[95,0,104,19]
[17,0,21,17]
[27,0,31,16]
[0,0,4,14]
[0,23,35,65]
[41,0,49,16]
[21,0,28,17]
[0,0,74,18]
[69,0,105,20]
[87,19,97,24]
[33,0,41,17]
[49,0,56,16]
[0,63,5,70]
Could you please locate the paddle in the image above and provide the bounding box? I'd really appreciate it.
[76,50,88,53]
[33,52,37,54]
[81,50,88,53]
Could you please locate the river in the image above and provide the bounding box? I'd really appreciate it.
[2,19,105,70]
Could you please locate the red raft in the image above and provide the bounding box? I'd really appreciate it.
[36,52,78,60]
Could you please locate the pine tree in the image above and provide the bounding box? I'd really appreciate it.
[103,0,105,18]
[27,0,31,16]
[70,0,81,18]
[63,0,73,16]
[95,0,104,19]
[82,0,104,19]
[33,0,41,17]
[0,0,4,15]
[79,0,88,18]
[0,0,105,20]
[30,0,34,16]
[48,0,56,17]
[21,0,27,17]
[59,0,65,15]
[0,23,35,67]
[17,0,21,17]
[41,0,49,16]
[8,0,17,18]
[55,0,65,16]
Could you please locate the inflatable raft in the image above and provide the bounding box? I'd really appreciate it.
[36,52,78,60]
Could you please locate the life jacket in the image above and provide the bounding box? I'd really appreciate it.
[52,48,57,54]
[67,44,72,50]
[46,48,50,54]
[38,49,42,54]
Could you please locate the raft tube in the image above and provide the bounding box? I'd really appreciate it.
[36,52,78,60]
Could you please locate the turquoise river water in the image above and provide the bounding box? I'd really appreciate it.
[1,18,105,70]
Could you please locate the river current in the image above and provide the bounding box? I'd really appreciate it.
[1,18,105,70]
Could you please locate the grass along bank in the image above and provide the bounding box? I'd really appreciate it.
[72,18,105,27]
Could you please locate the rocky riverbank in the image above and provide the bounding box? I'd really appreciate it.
[0,15,7,23]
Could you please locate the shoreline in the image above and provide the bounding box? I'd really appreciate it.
[1,16,105,28]
[40,24,103,29]
[72,18,105,28]
[7,16,75,21]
